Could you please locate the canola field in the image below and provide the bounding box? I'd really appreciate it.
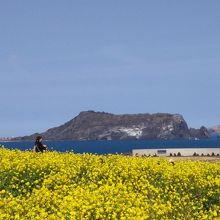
[0,147,219,220]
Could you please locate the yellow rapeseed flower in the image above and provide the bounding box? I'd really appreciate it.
[0,148,219,219]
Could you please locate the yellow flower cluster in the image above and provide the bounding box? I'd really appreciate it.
[0,147,219,220]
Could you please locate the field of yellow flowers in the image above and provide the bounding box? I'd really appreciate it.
[0,147,219,220]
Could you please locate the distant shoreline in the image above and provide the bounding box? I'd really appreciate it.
[1,139,220,155]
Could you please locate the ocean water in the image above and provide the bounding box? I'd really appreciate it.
[1,139,220,155]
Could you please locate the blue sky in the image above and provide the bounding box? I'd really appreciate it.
[0,1,220,136]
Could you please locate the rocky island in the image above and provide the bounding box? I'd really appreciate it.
[15,111,210,141]
[209,125,220,138]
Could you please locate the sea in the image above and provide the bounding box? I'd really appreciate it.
[1,139,220,155]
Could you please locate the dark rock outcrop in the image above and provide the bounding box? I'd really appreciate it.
[15,111,210,141]
[189,126,210,139]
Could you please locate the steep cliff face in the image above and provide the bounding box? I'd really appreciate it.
[189,126,210,139]
[17,111,202,141]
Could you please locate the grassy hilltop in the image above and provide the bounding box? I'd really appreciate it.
[0,148,219,219]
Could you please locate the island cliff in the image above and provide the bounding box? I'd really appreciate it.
[208,125,220,138]
[16,111,210,141]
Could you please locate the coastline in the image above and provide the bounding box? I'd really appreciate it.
[1,139,220,155]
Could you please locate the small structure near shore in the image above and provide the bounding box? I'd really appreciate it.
[132,148,220,157]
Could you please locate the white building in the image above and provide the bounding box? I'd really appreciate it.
[132,148,220,157]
